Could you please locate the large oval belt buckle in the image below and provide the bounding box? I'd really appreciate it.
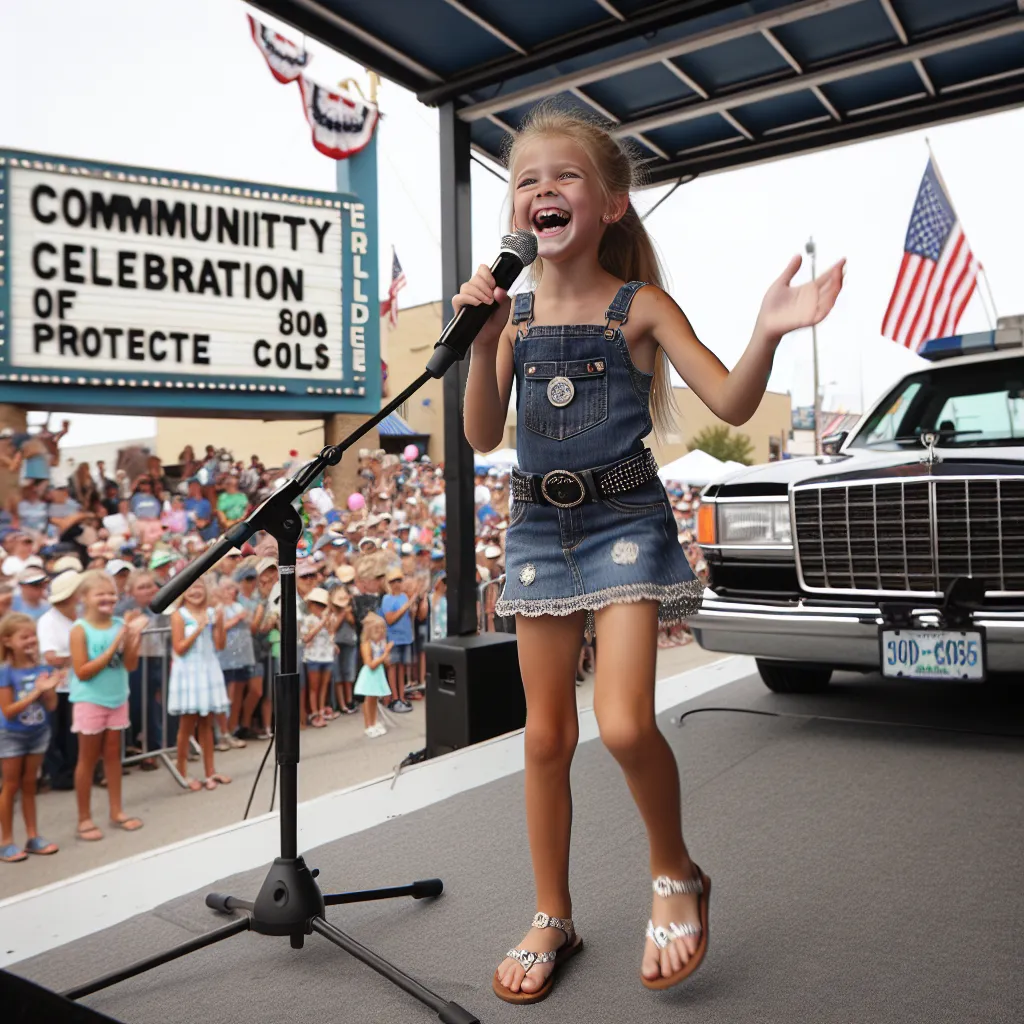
[540,469,586,509]
[546,376,575,408]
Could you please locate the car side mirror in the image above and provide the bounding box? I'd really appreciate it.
[821,431,847,456]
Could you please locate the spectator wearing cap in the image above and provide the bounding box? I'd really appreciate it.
[37,569,82,790]
[130,476,162,521]
[216,473,249,532]
[13,566,50,621]
[52,554,84,575]
[149,549,175,586]
[107,559,134,615]
[331,567,359,714]
[380,566,417,713]
[185,478,217,542]
[234,562,272,740]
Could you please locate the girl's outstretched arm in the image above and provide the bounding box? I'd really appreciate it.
[634,255,845,427]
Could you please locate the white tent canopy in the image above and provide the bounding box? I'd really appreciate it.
[658,448,731,486]
[474,447,518,471]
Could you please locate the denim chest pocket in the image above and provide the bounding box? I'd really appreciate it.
[523,358,608,441]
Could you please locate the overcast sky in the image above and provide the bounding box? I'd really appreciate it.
[2,0,1022,448]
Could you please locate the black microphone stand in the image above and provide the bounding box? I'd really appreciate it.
[61,359,479,1024]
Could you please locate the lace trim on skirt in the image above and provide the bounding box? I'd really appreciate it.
[495,578,704,636]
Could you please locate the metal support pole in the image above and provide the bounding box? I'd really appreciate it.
[807,237,821,454]
[439,100,478,636]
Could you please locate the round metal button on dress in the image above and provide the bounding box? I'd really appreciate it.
[547,376,574,407]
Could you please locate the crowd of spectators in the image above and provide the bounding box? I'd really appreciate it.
[0,420,707,862]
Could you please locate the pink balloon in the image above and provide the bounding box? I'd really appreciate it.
[347,492,365,512]
[403,444,419,461]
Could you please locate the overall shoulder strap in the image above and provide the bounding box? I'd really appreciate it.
[510,290,535,326]
[604,281,649,328]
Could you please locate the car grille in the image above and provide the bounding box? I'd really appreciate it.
[793,478,1024,596]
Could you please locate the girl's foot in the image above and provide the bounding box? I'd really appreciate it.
[215,737,231,752]
[25,836,59,855]
[225,734,247,749]
[207,773,232,786]
[109,815,144,831]
[1,843,27,863]
[76,822,104,842]
[641,863,703,984]
[183,777,203,792]
[494,914,577,999]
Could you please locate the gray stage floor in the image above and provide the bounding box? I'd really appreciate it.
[12,670,1024,1024]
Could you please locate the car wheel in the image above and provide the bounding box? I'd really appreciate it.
[755,660,833,694]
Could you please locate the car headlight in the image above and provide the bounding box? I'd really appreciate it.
[718,502,792,545]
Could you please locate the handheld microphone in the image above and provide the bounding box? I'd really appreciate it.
[426,230,539,378]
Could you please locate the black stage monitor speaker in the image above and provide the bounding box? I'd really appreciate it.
[3,969,124,1023]
[425,633,525,758]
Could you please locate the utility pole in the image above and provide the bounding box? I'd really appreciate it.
[806,237,821,455]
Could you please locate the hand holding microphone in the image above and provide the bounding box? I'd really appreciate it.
[427,230,538,378]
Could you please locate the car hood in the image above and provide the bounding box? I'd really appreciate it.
[708,445,1024,497]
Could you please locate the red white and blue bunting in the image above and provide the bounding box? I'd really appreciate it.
[247,14,311,83]
[246,15,379,161]
[298,77,380,161]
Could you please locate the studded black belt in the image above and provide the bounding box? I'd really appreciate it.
[510,449,660,509]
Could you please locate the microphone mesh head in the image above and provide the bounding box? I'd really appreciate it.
[500,230,539,268]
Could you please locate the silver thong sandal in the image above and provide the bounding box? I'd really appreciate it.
[493,912,584,1004]
[641,866,712,990]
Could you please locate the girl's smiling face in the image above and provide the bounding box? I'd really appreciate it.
[9,625,39,664]
[184,581,208,608]
[85,579,117,617]
[511,136,621,262]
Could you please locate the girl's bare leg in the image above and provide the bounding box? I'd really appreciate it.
[362,696,376,729]
[75,732,105,831]
[0,756,23,845]
[21,753,45,839]
[494,611,585,997]
[592,601,700,983]
[102,729,126,821]
[228,682,244,733]
[176,714,196,777]
[198,716,216,778]
[242,675,263,729]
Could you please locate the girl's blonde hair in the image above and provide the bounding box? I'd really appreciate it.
[77,568,117,600]
[0,613,36,664]
[505,103,677,439]
[360,612,385,645]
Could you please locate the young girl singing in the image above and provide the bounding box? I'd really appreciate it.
[168,580,231,791]
[458,105,844,1002]
[69,571,148,841]
[0,614,60,862]
[353,613,392,739]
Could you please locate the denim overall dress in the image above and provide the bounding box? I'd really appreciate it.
[494,281,704,633]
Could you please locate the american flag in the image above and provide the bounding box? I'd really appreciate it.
[881,158,979,351]
[381,248,407,329]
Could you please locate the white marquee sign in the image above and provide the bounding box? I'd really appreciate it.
[3,163,369,393]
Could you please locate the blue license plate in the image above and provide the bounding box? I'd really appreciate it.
[879,628,985,681]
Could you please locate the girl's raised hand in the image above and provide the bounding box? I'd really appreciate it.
[36,671,59,692]
[451,264,512,349]
[757,254,846,341]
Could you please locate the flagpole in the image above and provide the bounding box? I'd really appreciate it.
[979,264,1000,323]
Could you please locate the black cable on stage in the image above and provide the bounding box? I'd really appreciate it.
[243,731,277,821]
[670,705,1024,741]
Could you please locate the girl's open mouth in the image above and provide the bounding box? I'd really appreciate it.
[532,207,571,237]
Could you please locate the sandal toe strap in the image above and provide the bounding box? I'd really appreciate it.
[506,947,559,974]
[646,920,702,949]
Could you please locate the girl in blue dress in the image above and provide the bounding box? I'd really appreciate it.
[457,104,844,1002]
[353,613,392,739]
[168,580,231,791]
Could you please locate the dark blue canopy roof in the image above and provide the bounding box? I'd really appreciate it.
[252,0,1024,183]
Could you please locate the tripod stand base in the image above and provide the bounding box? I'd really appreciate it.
[66,856,479,1023]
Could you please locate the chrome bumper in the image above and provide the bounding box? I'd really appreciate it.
[688,590,1024,674]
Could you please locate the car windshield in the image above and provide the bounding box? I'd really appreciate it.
[852,355,1024,450]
